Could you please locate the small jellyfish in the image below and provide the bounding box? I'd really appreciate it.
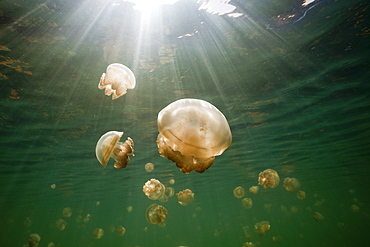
[62,207,72,218]
[165,187,175,198]
[313,212,324,222]
[283,177,300,192]
[243,242,256,247]
[233,186,245,198]
[249,186,259,194]
[92,228,104,239]
[47,242,55,247]
[258,169,280,188]
[145,163,154,172]
[242,198,253,209]
[83,214,91,223]
[254,221,270,236]
[28,233,41,247]
[143,179,166,200]
[351,204,360,213]
[146,204,168,226]
[176,189,194,206]
[127,206,133,212]
[56,219,67,231]
[95,131,134,169]
[116,225,126,236]
[50,184,56,189]
[297,190,306,200]
[98,63,136,99]
[157,99,232,174]
[168,178,175,185]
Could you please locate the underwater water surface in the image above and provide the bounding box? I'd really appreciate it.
[0,0,369,246]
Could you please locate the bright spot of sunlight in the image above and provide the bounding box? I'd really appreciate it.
[123,0,180,12]
[198,0,236,15]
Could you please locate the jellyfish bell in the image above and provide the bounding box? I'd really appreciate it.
[146,204,168,225]
[283,177,300,192]
[98,63,136,99]
[157,98,232,174]
[95,131,134,169]
[258,169,280,188]
[143,179,166,200]
[176,189,194,206]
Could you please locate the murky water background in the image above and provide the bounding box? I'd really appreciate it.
[0,0,369,246]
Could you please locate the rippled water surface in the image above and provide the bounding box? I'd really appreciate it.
[0,0,369,246]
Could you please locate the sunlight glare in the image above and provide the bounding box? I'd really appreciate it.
[124,0,180,12]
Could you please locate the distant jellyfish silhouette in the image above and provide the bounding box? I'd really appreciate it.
[283,177,300,192]
[98,63,136,99]
[95,131,134,169]
[157,98,232,173]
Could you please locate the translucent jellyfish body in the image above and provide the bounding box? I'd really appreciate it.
[95,131,134,169]
[249,186,259,194]
[146,204,168,225]
[242,198,253,209]
[145,162,154,172]
[143,179,166,200]
[116,225,126,236]
[283,177,300,192]
[92,228,104,239]
[233,186,245,198]
[258,169,280,188]
[98,63,136,99]
[28,233,41,247]
[176,189,194,206]
[255,221,271,236]
[157,98,232,173]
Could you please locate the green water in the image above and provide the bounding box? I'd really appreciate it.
[1,0,369,246]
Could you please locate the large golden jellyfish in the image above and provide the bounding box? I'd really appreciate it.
[157,99,232,174]
[176,189,194,206]
[283,177,300,192]
[95,131,134,168]
[258,169,280,188]
[98,63,136,99]
[143,179,166,200]
[146,204,168,226]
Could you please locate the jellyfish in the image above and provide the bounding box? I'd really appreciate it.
[297,190,306,200]
[98,63,136,99]
[243,242,256,247]
[254,221,270,236]
[233,186,245,198]
[249,186,259,194]
[92,228,104,239]
[146,204,168,225]
[283,177,300,192]
[62,207,72,218]
[95,131,134,169]
[28,233,41,247]
[145,162,154,172]
[242,198,253,209]
[157,98,232,174]
[165,187,175,198]
[258,169,280,188]
[176,189,194,206]
[143,179,166,200]
[313,212,324,222]
[116,225,126,236]
[56,219,67,231]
